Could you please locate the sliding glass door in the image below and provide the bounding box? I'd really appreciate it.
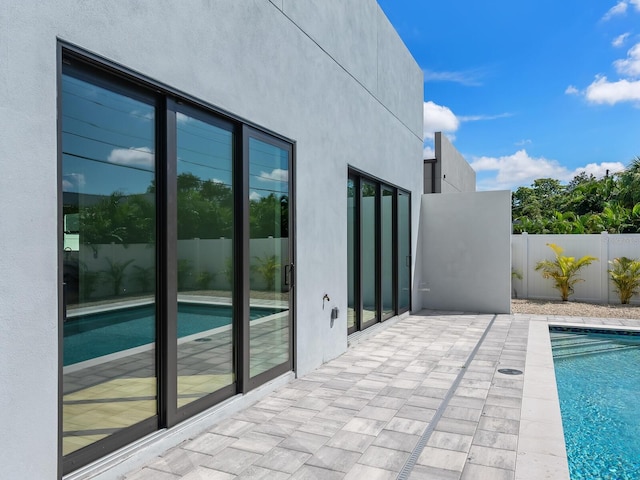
[60,48,294,474]
[398,191,411,313]
[61,71,158,463]
[247,133,293,384]
[381,187,395,320]
[175,106,236,410]
[361,180,379,328]
[346,171,410,334]
[347,178,357,333]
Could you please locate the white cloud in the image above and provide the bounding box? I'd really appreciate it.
[572,42,640,104]
[132,110,154,121]
[515,139,532,146]
[423,68,485,86]
[471,149,629,190]
[249,191,262,201]
[614,42,640,76]
[565,85,580,95]
[574,162,626,178]
[458,112,512,122]
[613,32,630,47]
[423,101,459,140]
[423,145,435,159]
[603,1,628,20]
[603,0,640,20]
[176,112,197,125]
[258,168,288,182]
[585,75,640,104]
[471,150,569,190]
[63,173,86,191]
[107,146,154,168]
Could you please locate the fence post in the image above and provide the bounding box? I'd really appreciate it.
[522,232,529,299]
[600,231,609,304]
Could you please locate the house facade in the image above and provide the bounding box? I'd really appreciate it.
[0,1,424,478]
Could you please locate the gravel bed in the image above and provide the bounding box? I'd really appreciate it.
[512,298,640,319]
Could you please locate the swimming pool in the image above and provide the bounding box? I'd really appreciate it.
[64,303,282,366]
[551,327,640,480]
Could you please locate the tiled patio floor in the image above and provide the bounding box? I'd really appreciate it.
[118,311,640,480]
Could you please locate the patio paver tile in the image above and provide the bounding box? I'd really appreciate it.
[119,312,583,480]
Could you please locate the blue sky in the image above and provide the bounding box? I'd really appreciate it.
[377,0,640,191]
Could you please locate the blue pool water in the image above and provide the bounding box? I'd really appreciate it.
[551,328,640,480]
[64,303,281,366]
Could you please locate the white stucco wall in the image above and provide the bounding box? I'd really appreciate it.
[420,191,511,314]
[0,1,423,477]
[434,132,477,193]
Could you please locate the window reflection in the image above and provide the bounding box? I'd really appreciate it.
[361,181,378,326]
[398,192,411,312]
[176,110,235,407]
[62,73,157,455]
[248,138,290,378]
[347,178,356,331]
[382,188,394,318]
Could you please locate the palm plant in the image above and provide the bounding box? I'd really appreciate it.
[254,254,280,291]
[177,259,192,290]
[535,243,597,301]
[102,258,134,296]
[195,270,214,290]
[131,265,154,293]
[608,257,640,304]
[79,261,101,301]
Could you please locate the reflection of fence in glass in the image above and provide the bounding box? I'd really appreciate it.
[67,238,289,302]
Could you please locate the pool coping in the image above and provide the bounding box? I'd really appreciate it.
[516,318,570,480]
[516,316,640,480]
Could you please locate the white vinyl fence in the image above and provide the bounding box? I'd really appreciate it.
[511,233,640,305]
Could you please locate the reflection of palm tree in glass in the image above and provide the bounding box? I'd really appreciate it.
[102,258,134,296]
[254,254,280,291]
[132,265,154,293]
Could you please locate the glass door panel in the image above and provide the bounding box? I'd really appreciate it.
[398,191,411,312]
[61,73,157,456]
[347,178,357,333]
[248,137,291,378]
[176,108,235,408]
[361,181,378,327]
[381,187,394,319]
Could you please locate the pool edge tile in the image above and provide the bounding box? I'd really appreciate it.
[515,319,570,480]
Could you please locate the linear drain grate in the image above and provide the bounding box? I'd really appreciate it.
[396,314,498,480]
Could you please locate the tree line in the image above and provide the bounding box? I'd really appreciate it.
[512,157,640,234]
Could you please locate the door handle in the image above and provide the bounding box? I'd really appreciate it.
[284,264,294,287]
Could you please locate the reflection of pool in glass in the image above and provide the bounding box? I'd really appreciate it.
[64,303,282,366]
[551,327,640,480]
